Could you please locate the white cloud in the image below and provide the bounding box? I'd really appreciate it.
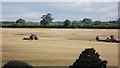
[1,0,119,2]
[0,3,2,21]
[98,3,118,13]
[118,2,120,19]
[2,2,118,21]
[24,12,40,18]
[2,12,43,21]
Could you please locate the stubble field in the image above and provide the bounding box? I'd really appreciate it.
[2,28,119,66]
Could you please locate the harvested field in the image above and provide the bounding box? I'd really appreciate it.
[2,28,119,66]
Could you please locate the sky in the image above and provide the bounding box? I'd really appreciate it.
[1,0,119,2]
[1,2,119,22]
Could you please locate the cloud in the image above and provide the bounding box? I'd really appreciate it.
[0,3,2,21]
[118,1,120,18]
[2,2,118,21]
[3,12,43,21]
[1,0,119,2]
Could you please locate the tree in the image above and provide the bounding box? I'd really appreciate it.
[2,60,33,68]
[64,19,71,27]
[16,18,25,23]
[69,48,108,68]
[40,13,53,26]
[82,18,93,24]
[71,21,79,28]
[118,18,120,21]
[94,21,102,25]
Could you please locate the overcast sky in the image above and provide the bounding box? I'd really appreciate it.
[2,2,118,22]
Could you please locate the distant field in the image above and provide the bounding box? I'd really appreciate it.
[2,28,119,66]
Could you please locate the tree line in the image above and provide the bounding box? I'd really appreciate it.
[1,13,120,29]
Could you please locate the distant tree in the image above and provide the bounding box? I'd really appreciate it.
[16,18,25,23]
[64,19,71,27]
[40,13,53,26]
[69,48,108,68]
[118,18,120,21]
[71,21,79,28]
[94,21,102,25]
[108,20,119,24]
[2,60,33,68]
[82,18,93,24]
